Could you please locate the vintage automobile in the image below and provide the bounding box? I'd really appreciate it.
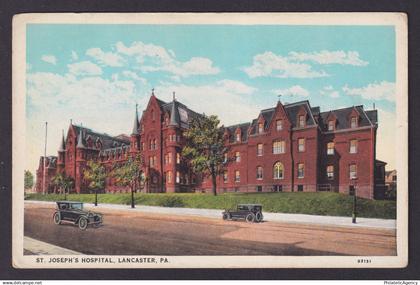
[53,201,103,230]
[222,204,263,223]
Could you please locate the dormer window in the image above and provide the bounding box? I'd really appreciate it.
[298,115,305,128]
[236,133,241,142]
[351,116,358,128]
[258,123,264,134]
[328,120,335,131]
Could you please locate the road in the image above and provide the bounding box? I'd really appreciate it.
[24,203,396,256]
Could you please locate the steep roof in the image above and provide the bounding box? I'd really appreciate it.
[225,122,251,143]
[157,98,204,129]
[72,125,130,151]
[319,106,376,131]
[248,101,318,135]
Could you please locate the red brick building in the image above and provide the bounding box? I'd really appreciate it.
[35,92,386,199]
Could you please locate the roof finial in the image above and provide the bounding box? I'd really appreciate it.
[173,91,176,101]
[151,88,155,96]
[278,94,282,102]
[373,103,376,110]
[70,119,72,125]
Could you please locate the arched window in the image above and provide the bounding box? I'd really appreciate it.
[273,162,284,179]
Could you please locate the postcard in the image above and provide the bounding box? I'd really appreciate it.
[12,12,408,268]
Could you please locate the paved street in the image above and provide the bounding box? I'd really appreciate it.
[24,203,396,256]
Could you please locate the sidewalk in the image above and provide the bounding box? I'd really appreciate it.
[25,200,396,230]
[24,236,82,255]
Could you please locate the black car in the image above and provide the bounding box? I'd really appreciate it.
[53,201,103,230]
[222,204,263,223]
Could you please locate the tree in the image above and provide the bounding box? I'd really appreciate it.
[112,154,144,208]
[182,115,229,196]
[83,160,106,206]
[51,172,64,194]
[52,173,74,200]
[24,170,34,190]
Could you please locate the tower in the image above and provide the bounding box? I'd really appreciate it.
[57,129,66,173]
[130,103,140,154]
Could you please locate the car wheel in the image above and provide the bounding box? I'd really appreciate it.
[53,212,61,225]
[78,217,88,230]
[255,212,263,223]
[222,213,230,220]
[246,213,255,223]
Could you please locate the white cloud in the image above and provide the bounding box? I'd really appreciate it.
[156,80,260,125]
[41,55,57,65]
[342,81,395,102]
[274,85,310,98]
[320,85,340,98]
[289,50,368,66]
[26,71,142,176]
[116,41,220,77]
[67,61,102,76]
[71,51,78,61]
[243,51,328,79]
[86,47,125,67]
[122,70,147,84]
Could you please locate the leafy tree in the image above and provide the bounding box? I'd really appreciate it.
[83,160,106,206]
[52,173,74,200]
[24,170,34,190]
[51,172,64,194]
[182,115,229,196]
[112,154,144,208]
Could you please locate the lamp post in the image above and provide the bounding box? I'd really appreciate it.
[351,177,358,224]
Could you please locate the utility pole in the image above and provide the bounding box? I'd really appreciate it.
[43,122,48,195]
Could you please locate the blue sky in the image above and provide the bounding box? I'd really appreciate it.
[26,24,397,174]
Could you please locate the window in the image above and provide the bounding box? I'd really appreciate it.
[235,170,240,182]
[141,142,145,151]
[298,138,305,152]
[223,153,228,163]
[167,171,172,183]
[235,151,241,162]
[327,165,334,180]
[256,166,263,180]
[328,120,335,131]
[297,185,303,192]
[256,186,262,192]
[149,140,153,150]
[273,140,285,154]
[258,122,264,134]
[151,109,155,121]
[176,153,180,164]
[327,142,335,155]
[223,171,228,183]
[149,156,156,167]
[349,164,357,179]
[350,139,358,154]
[153,139,157,150]
[257,144,263,156]
[276,120,283,131]
[297,163,304,178]
[351,117,357,128]
[236,132,241,142]
[176,171,180,183]
[273,162,284,179]
[298,115,305,128]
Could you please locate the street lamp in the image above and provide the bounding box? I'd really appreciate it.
[351,177,358,224]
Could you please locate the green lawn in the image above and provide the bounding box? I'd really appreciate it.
[25,192,396,219]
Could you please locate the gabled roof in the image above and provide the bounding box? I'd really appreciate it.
[72,125,130,151]
[248,100,317,135]
[225,122,251,143]
[157,98,204,129]
[319,106,376,131]
[40,156,57,168]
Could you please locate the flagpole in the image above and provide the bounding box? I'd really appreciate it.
[43,122,48,195]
